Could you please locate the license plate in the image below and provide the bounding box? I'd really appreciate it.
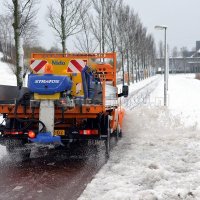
[54,130,65,136]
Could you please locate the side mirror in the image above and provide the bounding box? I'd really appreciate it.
[122,85,128,97]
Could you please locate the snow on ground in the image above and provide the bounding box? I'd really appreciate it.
[118,75,158,94]
[151,74,200,130]
[79,74,200,200]
[0,53,17,86]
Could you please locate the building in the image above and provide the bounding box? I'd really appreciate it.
[156,41,200,73]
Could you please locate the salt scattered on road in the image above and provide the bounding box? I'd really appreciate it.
[13,186,23,191]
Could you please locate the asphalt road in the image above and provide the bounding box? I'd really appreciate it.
[0,143,107,200]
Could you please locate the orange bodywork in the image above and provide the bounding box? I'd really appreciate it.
[0,53,125,131]
[30,52,117,86]
[118,108,125,130]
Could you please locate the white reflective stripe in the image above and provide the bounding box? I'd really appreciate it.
[68,62,80,73]
[37,67,45,73]
[84,130,87,135]
[110,128,113,133]
[30,60,42,69]
[76,60,85,68]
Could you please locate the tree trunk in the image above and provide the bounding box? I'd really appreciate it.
[126,49,130,85]
[19,37,24,85]
[137,56,140,81]
[131,58,134,83]
[61,0,66,53]
[101,0,105,55]
[12,0,23,86]
[134,59,137,82]
[121,52,124,85]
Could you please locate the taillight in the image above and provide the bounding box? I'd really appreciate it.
[4,131,23,135]
[28,131,36,139]
[91,130,98,134]
[60,99,67,104]
[86,130,91,135]
[79,130,98,135]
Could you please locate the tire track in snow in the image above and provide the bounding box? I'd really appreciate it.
[123,76,162,110]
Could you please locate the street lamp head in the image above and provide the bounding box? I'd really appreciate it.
[154,25,167,30]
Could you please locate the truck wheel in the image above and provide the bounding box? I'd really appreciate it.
[115,124,120,142]
[6,139,31,161]
[118,124,122,138]
[105,115,111,158]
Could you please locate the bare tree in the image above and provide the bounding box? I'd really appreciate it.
[145,34,156,77]
[90,0,105,56]
[172,46,179,57]
[0,15,13,61]
[5,0,39,86]
[180,46,188,58]
[104,0,118,53]
[48,0,87,53]
[158,40,164,59]
[122,5,131,85]
[116,1,129,84]
[74,11,98,53]
[90,14,102,53]
[128,12,139,82]
[76,0,156,83]
[180,46,188,73]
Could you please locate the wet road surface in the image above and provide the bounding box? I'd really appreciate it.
[0,143,108,200]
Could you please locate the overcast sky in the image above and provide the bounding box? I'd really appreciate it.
[124,0,200,51]
[1,0,200,52]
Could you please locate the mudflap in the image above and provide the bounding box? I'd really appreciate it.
[29,132,62,144]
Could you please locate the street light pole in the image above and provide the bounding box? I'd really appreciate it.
[155,25,168,106]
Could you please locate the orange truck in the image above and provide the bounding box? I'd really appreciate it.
[0,52,128,159]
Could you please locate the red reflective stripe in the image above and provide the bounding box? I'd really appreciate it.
[70,60,83,72]
[4,131,23,135]
[86,130,91,135]
[79,130,98,135]
[67,67,73,72]
[34,60,47,72]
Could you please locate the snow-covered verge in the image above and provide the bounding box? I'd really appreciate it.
[118,75,159,94]
[151,74,200,130]
[79,74,200,200]
[0,52,17,86]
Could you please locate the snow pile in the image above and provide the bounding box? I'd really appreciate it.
[79,74,200,200]
[79,106,200,200]
[0,52,17,86]
[150,74,200,130]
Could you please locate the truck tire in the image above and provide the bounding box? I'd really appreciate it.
[118,124,122,138]
[6,139,31,160]
[105,115,111,158]
[115,124,120,142]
